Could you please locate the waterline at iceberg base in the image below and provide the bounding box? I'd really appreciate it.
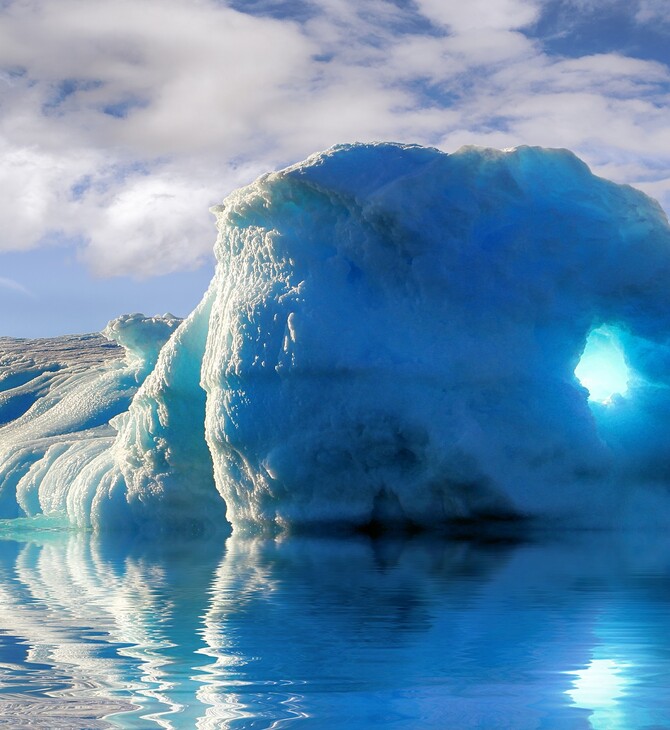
[3,143,670,534]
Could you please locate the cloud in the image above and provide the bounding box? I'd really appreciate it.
[636,0,670,25]
[82,167,222,277]
[0,0,316,154]
[414,0,540,32]
[0,276,34,297]
[0,0,669,277]
[541,0,670,33]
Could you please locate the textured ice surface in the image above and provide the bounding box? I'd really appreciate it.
[0,314,182,525]
[3,143,670,533]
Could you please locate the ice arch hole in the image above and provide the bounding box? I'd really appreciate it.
[574,326,630,404]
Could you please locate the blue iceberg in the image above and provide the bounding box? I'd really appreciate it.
[2,142,670,533]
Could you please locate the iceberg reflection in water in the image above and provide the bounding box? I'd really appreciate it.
[0,527,669,728]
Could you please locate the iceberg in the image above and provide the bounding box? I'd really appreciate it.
[2,142,670,533]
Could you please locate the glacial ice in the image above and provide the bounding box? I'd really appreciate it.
[2,142,670,533]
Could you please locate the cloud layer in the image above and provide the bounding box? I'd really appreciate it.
[1,0,669,276]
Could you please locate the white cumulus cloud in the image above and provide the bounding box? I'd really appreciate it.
[0,0,669,277]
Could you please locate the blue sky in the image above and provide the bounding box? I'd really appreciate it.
[1,0,669,336]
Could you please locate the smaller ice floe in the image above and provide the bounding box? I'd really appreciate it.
[0,314,181,524]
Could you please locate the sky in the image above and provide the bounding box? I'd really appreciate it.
[1,0,669,337]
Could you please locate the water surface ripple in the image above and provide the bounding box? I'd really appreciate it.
[0,528,668,728]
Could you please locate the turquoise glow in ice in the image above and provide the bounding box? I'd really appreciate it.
[575,327,630,403]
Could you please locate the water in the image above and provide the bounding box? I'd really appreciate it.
[0,526,669,729]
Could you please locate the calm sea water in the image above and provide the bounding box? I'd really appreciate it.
[0,525,668,729]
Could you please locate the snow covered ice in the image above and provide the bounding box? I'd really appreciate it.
[2,142,670,533]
